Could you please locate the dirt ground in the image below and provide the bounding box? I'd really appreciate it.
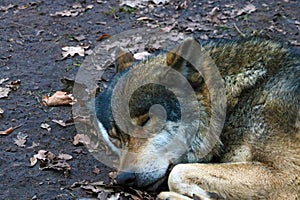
[0,0,299,199]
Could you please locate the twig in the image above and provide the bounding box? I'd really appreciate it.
[233,23,246,37]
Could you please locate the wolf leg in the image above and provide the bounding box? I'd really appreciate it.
[165,162,286,199]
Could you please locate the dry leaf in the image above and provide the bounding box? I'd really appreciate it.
[0,78,9,84]
[52,119,74,127]
[152,0,170,4]
[96,34,112,41]
[57,153,73,160]
[61,45,89,58]
[50,4,94,17]
[93,167,101,174]
[234,4,256,17]
[136,16,154,21]
[120,0,148,8]
[27,141,40,149]
[30,157,38,167]
[52,9,79,17]
[176,0,187,10]
[33,150,48,161]
[73,134,90,145]
[74,35,86,41]
[42,91,76,106]
[0,87,11,98]
[0,4,15,12]
[31,150,71,171]
[40,123,51,132]
[0,124,22,135]
[133,52,151,60]
[14,132,28,147]
[6,79,21,90]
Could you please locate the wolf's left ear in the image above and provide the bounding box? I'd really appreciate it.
[166,38,204,88]
[115,47,134,73]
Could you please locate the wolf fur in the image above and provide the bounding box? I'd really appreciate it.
[95,38,300,199]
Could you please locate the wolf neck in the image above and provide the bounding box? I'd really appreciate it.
[204,39,290,110]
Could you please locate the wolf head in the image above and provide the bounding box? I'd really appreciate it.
[95,38,223,190]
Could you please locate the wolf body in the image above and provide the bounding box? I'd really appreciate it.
[95,38,300,199]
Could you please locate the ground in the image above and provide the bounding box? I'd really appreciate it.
[0,0,299,199]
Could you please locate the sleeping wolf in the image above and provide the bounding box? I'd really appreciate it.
[95,38,300,199]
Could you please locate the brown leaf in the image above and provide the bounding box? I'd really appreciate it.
[14,132,28,147]
[96,34,112,41]
[33,150,48,161]
[73,134,90,145]
[234,4,256,17]
[57,153,73,160]
[0,87,11,98]
[40,123,51,132]
[42,91,76,106]
[52,119,74,127]
[93,166,101,174]
[0,124,22,135]
[30,157,38,167]
[32,150,71,172]
[6,79,21,90]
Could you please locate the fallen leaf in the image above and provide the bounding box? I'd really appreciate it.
[0,4,15,12]
[61,45,89,58]
[152,0,170,4]
[234,4,256,17]
[0,78,9,84]
[72,180,155,200]
[31,150,71,172]
[107,193,120,200]
[120,0,148,8]
[42,91,76,106]
[57,153,73,160]
[96,34,112,41]
[176,0,187,10]
[0,108,3,118]
[27,141,40,149]
[14,132,28,147]
[40,123,51,132]
[0,87,11,98]
[6,79,21,90]
[133,51,151,60]
[73,134,90,145]
[93,167,100,174]
[50,4,94,17]
[52,9,79,17]
[52,119,74,127]
[136,16,154,21]
[74,35,86,41]
[30,157,38,167]
[33,150,48,161]
[0,124,23,135]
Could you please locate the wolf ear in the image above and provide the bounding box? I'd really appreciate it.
[166,38,203,87]
[115,47,134,73]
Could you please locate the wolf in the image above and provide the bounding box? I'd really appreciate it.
[95,38,300,199]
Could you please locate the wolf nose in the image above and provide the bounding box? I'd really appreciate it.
[116,171,137,187]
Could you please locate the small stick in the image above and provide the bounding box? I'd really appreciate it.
[233,23,246,37]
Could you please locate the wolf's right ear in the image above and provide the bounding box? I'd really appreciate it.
[166,38,204,87]
[115,47,134,73]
